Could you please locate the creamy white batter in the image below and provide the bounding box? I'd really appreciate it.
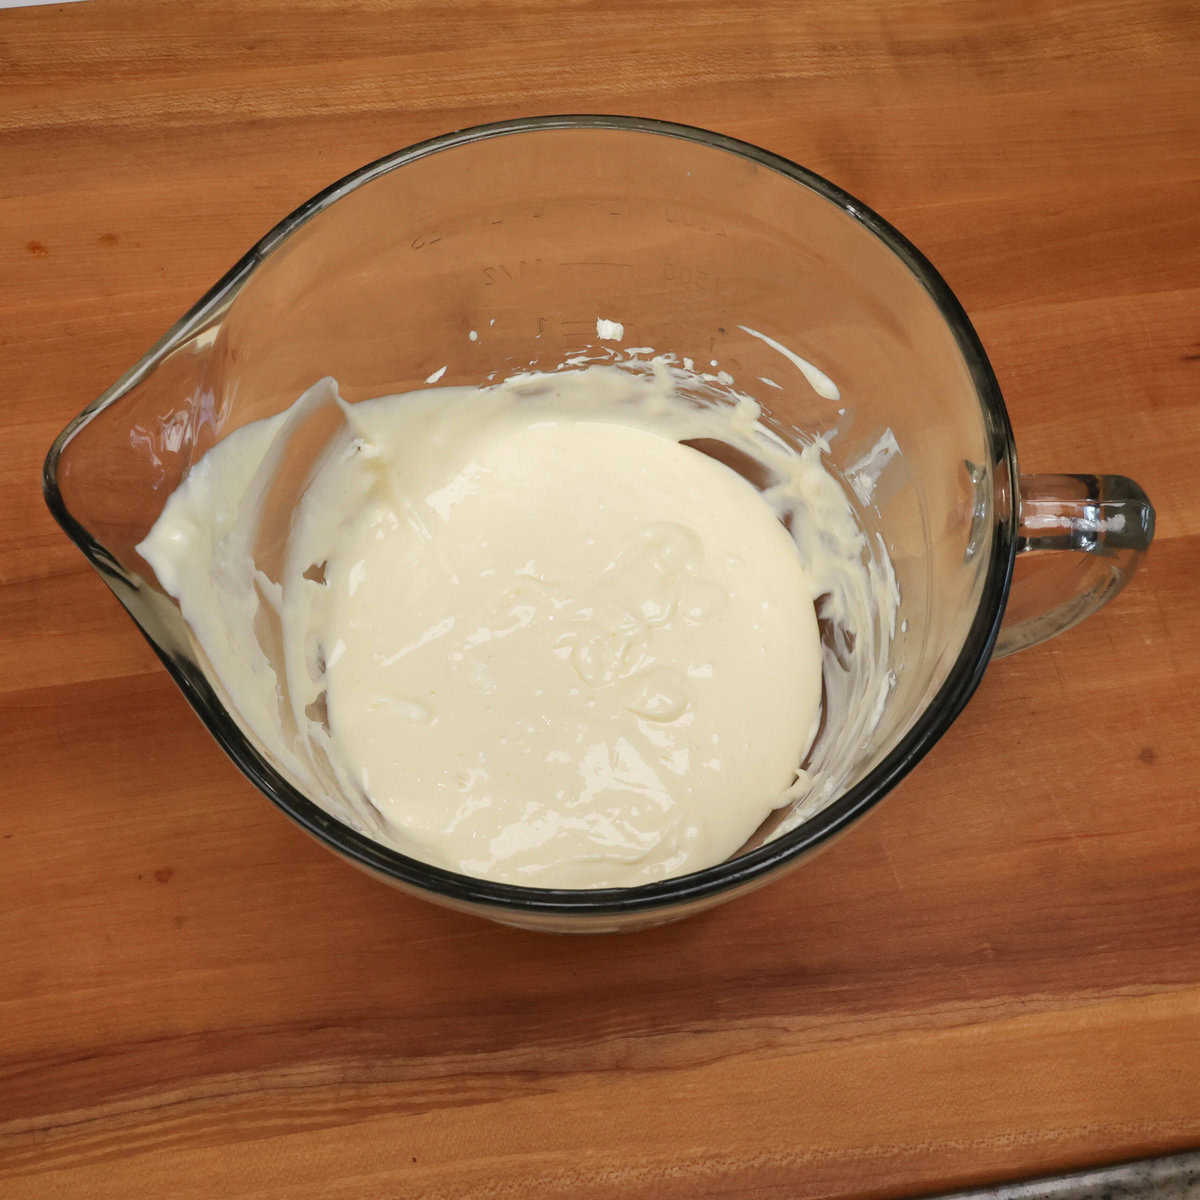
[138,360,896,887]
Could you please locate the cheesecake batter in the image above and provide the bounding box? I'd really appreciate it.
[138,360,896,887]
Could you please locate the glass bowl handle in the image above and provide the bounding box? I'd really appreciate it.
[994,474,1156,657]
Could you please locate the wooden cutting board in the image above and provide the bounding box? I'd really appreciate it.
[2,2,1198,1196]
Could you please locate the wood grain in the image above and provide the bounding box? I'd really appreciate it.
[2,1,1199,1196]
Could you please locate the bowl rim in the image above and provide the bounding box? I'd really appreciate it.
[43,114,1018,917]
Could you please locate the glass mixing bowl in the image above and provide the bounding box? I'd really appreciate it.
[44,116,1154,932]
